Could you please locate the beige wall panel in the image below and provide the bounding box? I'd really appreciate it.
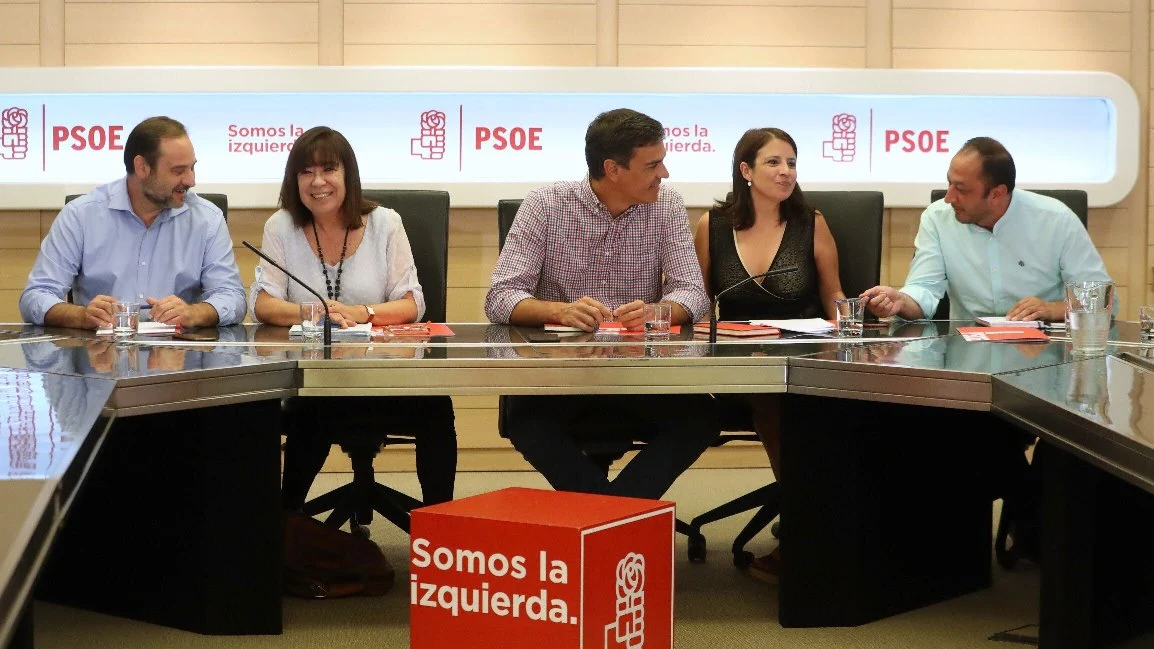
[619,45,865,68]
[2,212,42,249]
[450,208,498,248]
[65,3,318,44]
[620,6,865,46]
[68,44,316,66]
[888,208,922,248]
[625,0,862,5]
[1087,208,1129,249]
[447,247,497,288]
[446,286,488,322]
[345,4,594,45]
[888,246,914,285]
[346,44,595,66]
[452,395,497,410]
[895,49,1128,77]
[0,249,37,290]
[0,290,20,323]
[236,254,258,291]
[894,10,1127,51]
[1116,284,1131,318]
[226,209,270,248]
[455,408,503,448]
[346,0,592,3]
[0,45,38,65]
[879,246,890,285]
[895,0,1127,9]
[1101,247,1128,288]
[0,4,36,43]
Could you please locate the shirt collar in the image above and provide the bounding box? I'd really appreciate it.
[110,176,190,225]
[989,189,1021,235]
[579,176,640,220]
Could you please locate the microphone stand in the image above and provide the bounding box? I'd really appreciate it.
[243,241,333,352]
[709,266,800,344]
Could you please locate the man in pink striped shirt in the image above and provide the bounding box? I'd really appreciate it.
[485,108,719,499]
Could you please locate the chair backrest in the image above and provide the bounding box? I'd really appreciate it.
[926,188,1087,319]
[497,199,522,251]
[805,191,884,299]
[361,189,450,322]
[66,192,229,221]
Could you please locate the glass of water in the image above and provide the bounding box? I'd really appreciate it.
[1140,305,1154,339]
[299,302,325,340]
[643,302,671,337]
[111,301,139,337]
[1065,281,1114,355]
[834,297,866,336]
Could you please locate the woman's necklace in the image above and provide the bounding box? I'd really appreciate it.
[311,220,349,302]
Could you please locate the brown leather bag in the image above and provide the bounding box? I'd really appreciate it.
[283,512,395,598]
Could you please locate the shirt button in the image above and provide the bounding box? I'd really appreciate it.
[140,262,147,266]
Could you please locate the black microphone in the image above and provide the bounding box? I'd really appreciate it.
[709,266,800,344]
[243,241,332,348]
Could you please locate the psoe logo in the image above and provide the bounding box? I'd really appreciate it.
[411,110,446,160]
[1,107,29,160]
[604,552,645,649]
[822,113,857,163]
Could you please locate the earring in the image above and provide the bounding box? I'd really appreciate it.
[747,180,752,187]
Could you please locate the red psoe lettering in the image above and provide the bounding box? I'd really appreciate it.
[883,129,950,153]
[53,125,128,151]
[474,126,543,151]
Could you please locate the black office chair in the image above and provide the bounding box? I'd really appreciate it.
[496,198,700,542]
[927,189,1088,320]
[67,191,229,220]
[299,189,450,536]
[682,191,885,566]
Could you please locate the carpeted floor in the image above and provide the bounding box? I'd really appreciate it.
[31,468,1154,649]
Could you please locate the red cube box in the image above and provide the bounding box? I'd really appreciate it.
[410,487,675,649]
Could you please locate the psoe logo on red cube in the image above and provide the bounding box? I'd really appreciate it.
[1,107,29,160]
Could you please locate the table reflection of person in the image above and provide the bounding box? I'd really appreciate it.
[693,128,845,583]
[249,126,456,511]
[485,108,718,500]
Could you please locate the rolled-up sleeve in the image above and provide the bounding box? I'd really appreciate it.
[199,217,248,326]
[485,194,546,323]
[899,209,947,320]
[659,194,710,323]
[20,205,83,325]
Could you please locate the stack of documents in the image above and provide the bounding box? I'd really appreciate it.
[750,318,835,334]
[976,316,1065,330]
[96,321,178,336]
[289,323,373,340]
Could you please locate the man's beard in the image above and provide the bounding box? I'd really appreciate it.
[142,178,185,208]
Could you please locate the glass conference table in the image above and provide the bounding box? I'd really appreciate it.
[1,320,1152,649]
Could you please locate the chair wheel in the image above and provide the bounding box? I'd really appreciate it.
[733,550,754,569]
[687,534,707,563]
[351,523,371,539]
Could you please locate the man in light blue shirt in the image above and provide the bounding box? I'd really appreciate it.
[20,116,246,329]
[863,136,1111,322]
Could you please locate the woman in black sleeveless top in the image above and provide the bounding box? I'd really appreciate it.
[693,128,845,582]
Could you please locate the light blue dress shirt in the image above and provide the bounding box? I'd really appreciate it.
[19,178,247,326]
[900,189,1112,321]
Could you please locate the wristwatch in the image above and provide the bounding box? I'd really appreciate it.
[364,304,376,323]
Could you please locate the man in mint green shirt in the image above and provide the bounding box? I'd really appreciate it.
[863,136,1111,322]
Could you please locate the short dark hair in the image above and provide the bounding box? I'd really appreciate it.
[712,128,812,230]
[123,116,187,175]
[278,126,375,229]
[959,136,1016,195]
[585,109,665,179]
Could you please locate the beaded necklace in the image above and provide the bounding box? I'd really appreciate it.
[311,220,349,302]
